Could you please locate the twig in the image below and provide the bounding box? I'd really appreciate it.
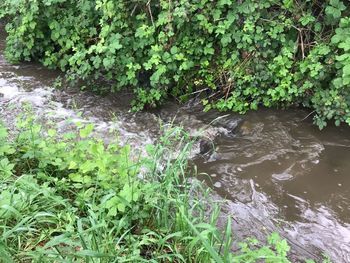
[300,110,315,122]
[131,4,138,16]
[299,30,305,59]
[188,88,209,95]
[146,0,154,27]
[294,33,300,59]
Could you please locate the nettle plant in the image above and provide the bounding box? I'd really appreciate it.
[0,0,350,128]
[0,114,147,222]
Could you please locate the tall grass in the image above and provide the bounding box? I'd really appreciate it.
[0,113,293,262]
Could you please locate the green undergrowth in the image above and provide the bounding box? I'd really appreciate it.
[0,111,299,262]
[0,1,350,128]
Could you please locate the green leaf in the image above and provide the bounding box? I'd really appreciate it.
[47,129,56,137]
[68,161,77,169]
[343,64,350,76]
[69,173,83,182]
[79,124,94,138]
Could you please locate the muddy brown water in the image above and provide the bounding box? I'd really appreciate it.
[1,26,350,262]
[193,109,350,262]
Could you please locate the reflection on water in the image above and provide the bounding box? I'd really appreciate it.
[1,25,350,262]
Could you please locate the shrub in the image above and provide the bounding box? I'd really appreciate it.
[1,1,349,126]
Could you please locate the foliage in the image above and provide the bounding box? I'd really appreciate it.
[0,1,350,127]
[0,113,294,262]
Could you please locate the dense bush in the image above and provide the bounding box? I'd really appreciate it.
[0,0,350,128]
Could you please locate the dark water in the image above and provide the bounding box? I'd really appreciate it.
[1,26,350,262]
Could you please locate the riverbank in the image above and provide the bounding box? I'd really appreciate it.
[1,15,350,262]
[0,38,345,262]
[0,112,293,262]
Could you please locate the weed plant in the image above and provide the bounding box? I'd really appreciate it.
[0,112,303,262]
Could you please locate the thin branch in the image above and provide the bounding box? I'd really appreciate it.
[131,4,138,16]
[299,30,305,59]
[300,110,316,122]
[146,0,154,27]
[188,88,209,95]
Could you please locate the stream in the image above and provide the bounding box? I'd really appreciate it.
[1,27,350,262]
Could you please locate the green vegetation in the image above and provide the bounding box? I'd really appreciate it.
[0,2,344,261]
[0,111,295,262]
[1,1,350,128]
